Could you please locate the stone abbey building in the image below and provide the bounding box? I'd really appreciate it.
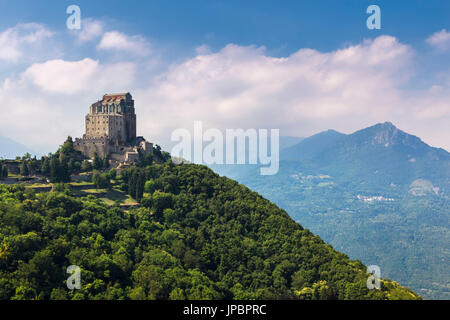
[74,93,153,163]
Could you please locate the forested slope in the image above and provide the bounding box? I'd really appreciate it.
[0,161,420,300]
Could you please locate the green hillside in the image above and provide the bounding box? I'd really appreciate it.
[0,160,419,300]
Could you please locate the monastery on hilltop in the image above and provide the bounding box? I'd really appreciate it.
[74,92,153,163]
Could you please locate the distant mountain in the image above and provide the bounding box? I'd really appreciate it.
[312,122,450,195]
[282,130,345,161]
[319,122,449,163]
[0,136,35,159]
[278,136,305,151]
[210,122,450,299]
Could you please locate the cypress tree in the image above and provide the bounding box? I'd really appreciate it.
[2,165,7,178]
[135,171,145,202]
[103,156,109,169]
[49,158,59,182]
[20,161,29,177]
[41,157,50,174]
[128,171,137,199]
[93,152,102,170]
[59,159,70,182]
[68,159,73,172]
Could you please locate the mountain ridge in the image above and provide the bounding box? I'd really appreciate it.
[210,121,450,299]
[0,136,36,159]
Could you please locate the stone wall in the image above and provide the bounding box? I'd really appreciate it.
[74,138,109,158]
[85,114,127,143]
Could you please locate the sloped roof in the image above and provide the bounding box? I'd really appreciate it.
[102,92,131,103]
[104,92,130,97]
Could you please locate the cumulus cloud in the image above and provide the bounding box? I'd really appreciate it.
[133,36,449,151]
[195,44,212,55]
[0,23,53,62]
[1,31,449,153]
[72,18,104,42]
[97,31,150,55]
[426,29,450,51]
[23,58,136,94]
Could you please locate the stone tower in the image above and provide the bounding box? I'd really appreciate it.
[84,92,136,143]
[74,92,152,163]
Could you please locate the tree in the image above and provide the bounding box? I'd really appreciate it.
[60,136,74,155]
[68,159,76,173]
[108,168,117,180]
[151,191,173,215]
[93,152,102,170]
[49,158,70,183]
[128,172,137,200]
[92,171,110,189]
[49,158,59,182]
[1,165,7,178]
[41,158,50,175]
[103,156,109,169]
[142,153,153,166]
[29,157,38,173]
[135,172,145,202]
[144,180,158,194]
[22,153,32,161]
[59,159,71,182]
[81,160,92,172]
[20,161,29,177]
[169,288,185,300]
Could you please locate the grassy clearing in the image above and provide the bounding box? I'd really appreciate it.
[77,187,137,206]
[82,188,108,194]
[69,181,94,186]
[26,184,51,188]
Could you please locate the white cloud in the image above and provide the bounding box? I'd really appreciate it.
[73,18,104,42]
[97,31,150,55]
[0,31,449,154]
[23,58,136,94]
[195,44,212,55]
[426,29,450,51]
[134,36,450,151]
[0,23,53,62]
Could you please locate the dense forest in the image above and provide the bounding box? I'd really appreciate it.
[0,157,420,299]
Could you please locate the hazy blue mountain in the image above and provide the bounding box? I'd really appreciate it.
[311,122,450,194]
[278,136,305,151]
[281,129,345,160]
[209,122,450,299]
[0,136,35,159]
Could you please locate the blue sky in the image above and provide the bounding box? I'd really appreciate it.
[1,1,449,53]
[0,0,449,154]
